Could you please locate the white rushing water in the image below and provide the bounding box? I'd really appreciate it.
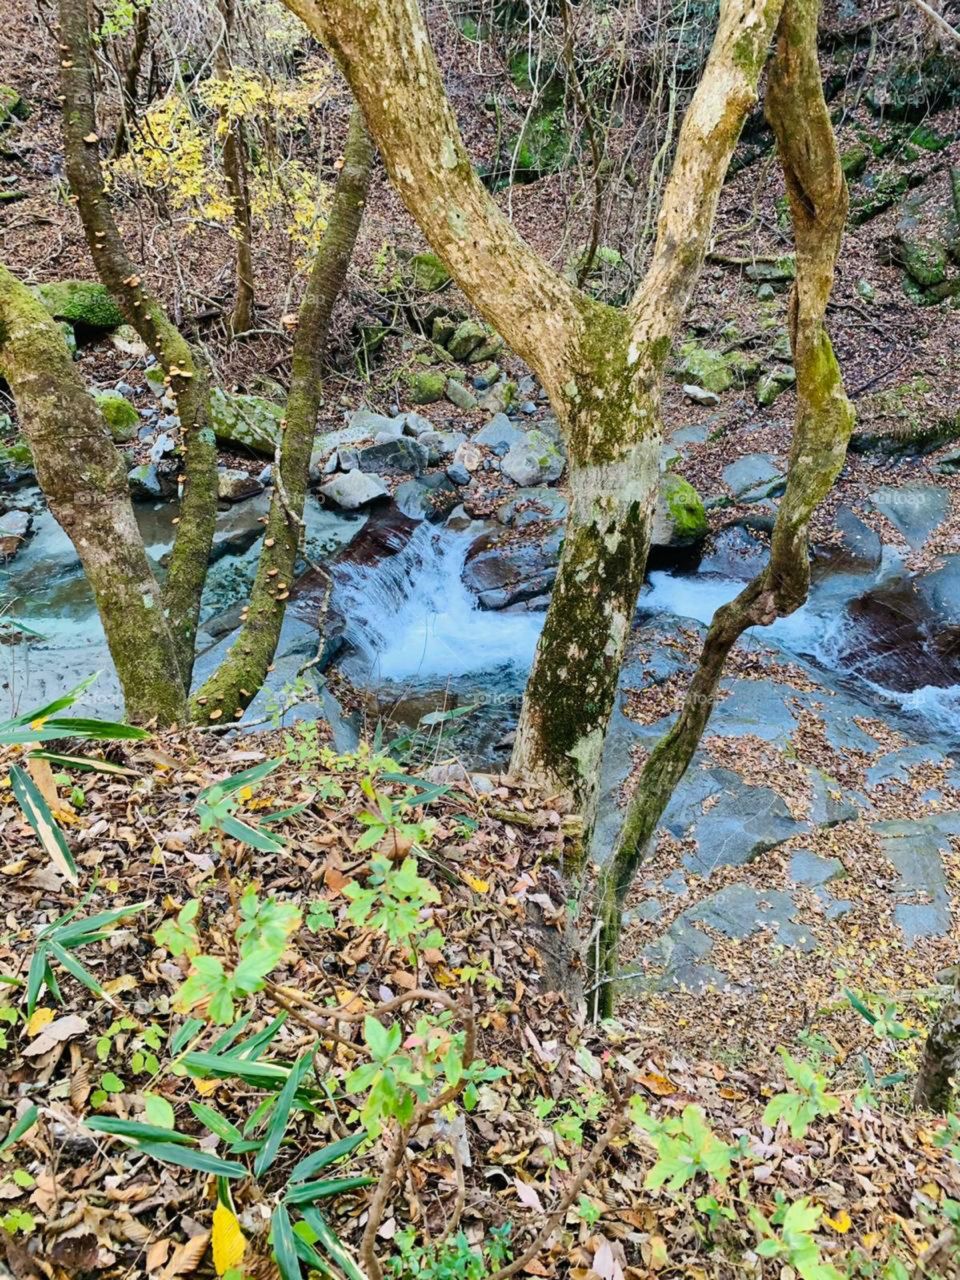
[642,566,960,744]
[334,523,544,685]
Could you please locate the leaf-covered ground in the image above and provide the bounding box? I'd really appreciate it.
[1,724,958,1280]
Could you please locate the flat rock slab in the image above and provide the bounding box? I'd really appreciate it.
[723,453,785,499]
[868,485,949,550]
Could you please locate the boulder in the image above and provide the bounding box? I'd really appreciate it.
[474,414,526,452]
[744,256,796,284]
[93,389,139,442]
[497,487,568,527]
[209,388,284,454]
[447,319,487,360]
[675,344,734,394]
[501,429,565,486]
[444,378,478,411]
[109,325,149,358]
[404,369,446,404]
[402,412,436,437]
[0,509,32,560]
[394,475,460,521]
[755,366,796,407]
[682,383,720,406]
[34,280,124,330]
[0,84,28,127]
[357,437,429,477]
[477,380,517,416]
[723,453,786,502]
[128,463,175,500]
[462,525,562,609]
[408,251,450,293]
[0,438,34,486]
[218,468,263,503]
[319,469,388,510]
[144,364,167,399]
[651,473,709,548]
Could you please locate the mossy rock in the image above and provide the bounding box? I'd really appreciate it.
[756,366,796,407]
[902,238,948,288]
[404,369,446,404]
[744,256,796,284]
[0,84,28,128]
[59,321,77,359]
[447,319,488,361]
[674,343,734,394]
[867,53,960,122]
[841,145,870,180]
[34,280,124,330]
[94,390,140,442]
[652,473,709,547]
[850,377,960,456]
[0,436,34,485]
[409,252,451,293]
[209,388,283,455]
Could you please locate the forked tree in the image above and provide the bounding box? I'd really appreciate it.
[279,0,855,1013]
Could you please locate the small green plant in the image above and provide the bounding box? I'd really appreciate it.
[23,896,146,1016]
[749,1197,842,1280]
[631,1099,737,1191]
[763,1050,841,1139]
[845,989,919,1042]
[344,854,442,952]
[194,758,296,854]
[384,1225,513,1280]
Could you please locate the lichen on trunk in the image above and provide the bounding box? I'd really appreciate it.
[0,262,187,726]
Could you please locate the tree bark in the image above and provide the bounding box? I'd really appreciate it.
[280,0,784,835]
[191,106,374,723]
[0,263,187,725]
[915,974,960,1112]
[108,1,151,162]
[215,0,255,338]
[588,0,854,1018]
[57,0,218,686]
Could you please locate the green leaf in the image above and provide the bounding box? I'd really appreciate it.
[25,947,50,1017]
[183,1051,291,1090]
[283,1175,375,1206]
[10,765,78,884]
[217,813,285,853]
[254,1049,315,1178]
[134,1141,246,1178]
[143,1095,176,1130]
[85,1117,196,1145]
[188,1102,243,1145]
[46,941,104,1001]
[271,1203,301,1280]
[298,1208,366,1280]
[288,1131,367,1184]
[0,1105,38,1155]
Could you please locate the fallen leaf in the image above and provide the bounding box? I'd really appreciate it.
[158,1232,210,1279]
[22,1013,89,1056]
[212,1202,245,1275]
[26,1007,54,1037]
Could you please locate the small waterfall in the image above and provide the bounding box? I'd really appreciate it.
[333,523,544,686]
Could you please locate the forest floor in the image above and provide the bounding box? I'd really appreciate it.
[1,727,959,1280]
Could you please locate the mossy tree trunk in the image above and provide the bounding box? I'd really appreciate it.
[915,973,960,1112]
[191,106,374,724]
[589,0,855,1018]
[281,0,784,834]
[215,0,255,338]
[0,263,187,725]
[57,0,218,685]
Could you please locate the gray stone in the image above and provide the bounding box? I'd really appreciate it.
[497,487,568,527]
[474,414,526,452]
[917,554,960,626]
[445,378,478,411]
[462,525,562,609]
[402,412,436,437]
[682,769,806,876]
[757,283,776,301]
[790,848,844,887]
[447,319,487,360]
[651,473,709,549]
[0,509,32,560]
[357,437,429,477]
[319,469,388,510]
[394,475,459,521]
[936,448,960,474]
[93,389,140,442]
[756,366,796,406]
[477,380,517,416]
[149,432,177,464]
[210,388,284,455]
[682,384,720,406]
[501,429,565,486]
[723,453,786,500]
[144,365,166,398]
[128,463,170,500]
[519,400,537,415]
[218,468,263,503]
[434,430,466,457]
[446,463,471,486]
[349,407,405,438]
[868,485,949,550]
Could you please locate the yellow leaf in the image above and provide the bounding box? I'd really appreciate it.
[824,1209,851,1234]
[463,873,489,894]
[27,1007,54,1037]
[104,975,138,996]
[193,1076,220,1097]
[212,1202,245,1275]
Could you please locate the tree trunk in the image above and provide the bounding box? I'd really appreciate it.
[0,263,187,725]
[588,0,854,1018]
[915,974,960,1112]
[57,0,218,686]
[108,1,151,162]
[191,106,374,723]
[281,0,784,834]
[216,0,255,338]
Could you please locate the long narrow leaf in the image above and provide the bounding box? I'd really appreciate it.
[85,1117,197,1146]
[28,751,137,776]
[271,1203,301,1280]
[188,1102,243,1145]
[183,1051,290,1090]
[289,1132,366,1185]
[41,717,148,741]
[217,812,285,853]
[0,1104,37,1155]
[10,765,78,884]
[26,946,50,1017]
[134,1141,245,1178]
[298,1208,366,1280]
[2,674,99,729]
[254,1049,314,1178]
[53,903,147,946]
[197,758,282,803]
[283,1175,374,1207]
[224,1014,286,1062]
[47,941,103,1000]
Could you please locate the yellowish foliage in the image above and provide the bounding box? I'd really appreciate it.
[211,1202,246,1275]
